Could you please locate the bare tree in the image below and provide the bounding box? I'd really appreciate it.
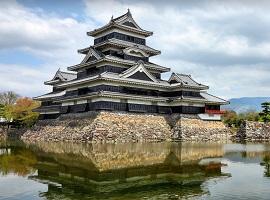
[0,91,19,105]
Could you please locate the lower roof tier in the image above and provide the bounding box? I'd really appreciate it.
[54,59,206,91]
[34,88,228,106]
[68,53,170,73]
[35,101,218,117]
[54,72,208,91]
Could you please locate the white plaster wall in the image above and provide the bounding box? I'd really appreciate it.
[62,101,74,106]
[91,97,121,103]
[198,114,221,121]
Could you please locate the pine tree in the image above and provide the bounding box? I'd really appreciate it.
[259,102,270,122]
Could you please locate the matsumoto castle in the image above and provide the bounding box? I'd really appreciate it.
[35,10,228,121]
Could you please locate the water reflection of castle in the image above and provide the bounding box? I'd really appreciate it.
[0,142,226,199]
[32,143,224,197]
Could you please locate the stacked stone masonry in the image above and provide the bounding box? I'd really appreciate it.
[22,111,231,143]
[237,121,270,141]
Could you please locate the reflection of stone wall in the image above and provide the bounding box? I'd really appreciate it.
[22,111,231,143]
[25,141,224,171]
[237,121,270,140]
[179,143,224,162]
[0,127,7,138]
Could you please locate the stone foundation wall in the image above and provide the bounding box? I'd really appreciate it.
[237,121,270,140]
[22,111,172,143]
[173,118,231,141]
[21,111,231,143]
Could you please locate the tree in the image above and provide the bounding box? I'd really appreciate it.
[0,91,19,105]
[222,110,260,128]
[259,102,270,122]
[4,97,40,127]
[222,110,239,127]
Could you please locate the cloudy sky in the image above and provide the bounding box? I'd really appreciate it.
[0,0,270,99]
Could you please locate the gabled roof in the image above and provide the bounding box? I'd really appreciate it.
[80,47,104,64]
[169,73,209,90]
[200,92,229,105]
[34,90,66,100]
[78,46,104,55]
[67,54,170,73]
[112,9,142,30]
[44,69,77,85]
[93,38,160,56]
[119,61,158,82]
[123,46,150,57]
[87,10,153,37]
[56,71,171,89]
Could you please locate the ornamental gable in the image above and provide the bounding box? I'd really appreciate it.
[120,61,158,82]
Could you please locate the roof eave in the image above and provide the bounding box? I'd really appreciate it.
[87,24,153,37]
[94,41,160,56]
[170,83,209,90]
[205,101,229,105]
[44,80,60,85]
[67,57,169,72]
[33,95,53,101]
[78,48,90,54]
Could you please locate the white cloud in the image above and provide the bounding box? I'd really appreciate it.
[0,0,90,63]
[0,64,52,97]
[0,0,92,97]
[84,0,270,98]
[1,0,270,99]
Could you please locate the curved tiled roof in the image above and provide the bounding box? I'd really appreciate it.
[34,90,66,100]
[169,73,209,90]
[44,70,77,85]
[93,38,160,56]
[200,92,229,105]
[87,10,153,37]
[119,61,158,82]
[67,55,170,72]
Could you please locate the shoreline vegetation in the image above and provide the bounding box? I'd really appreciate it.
[222,102,270,131]
[0,91,40,128]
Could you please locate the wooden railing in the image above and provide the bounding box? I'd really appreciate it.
[205,109,226,114]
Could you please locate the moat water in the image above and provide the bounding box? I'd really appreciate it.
[0,140,270,200]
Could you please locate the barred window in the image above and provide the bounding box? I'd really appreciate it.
[94,32,145,45]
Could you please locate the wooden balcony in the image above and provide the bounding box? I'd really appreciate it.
[205,109,226,115]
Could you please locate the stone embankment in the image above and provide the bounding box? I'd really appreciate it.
[173,118,230,141]
[236,121,270,141]
[21,111,231,143]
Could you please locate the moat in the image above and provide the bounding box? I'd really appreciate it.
[1,140,270,200]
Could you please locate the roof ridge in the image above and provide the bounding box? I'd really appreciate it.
[59,71,76,75]
[111,10,129,22]
[87,10,153,37]
[176,73,190,76]
[105,38,160,53]
[201,92,228,103]
[176,73,208,87]
[119,61,158,82]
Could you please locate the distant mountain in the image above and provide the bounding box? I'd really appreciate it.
[223,97,270,113]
